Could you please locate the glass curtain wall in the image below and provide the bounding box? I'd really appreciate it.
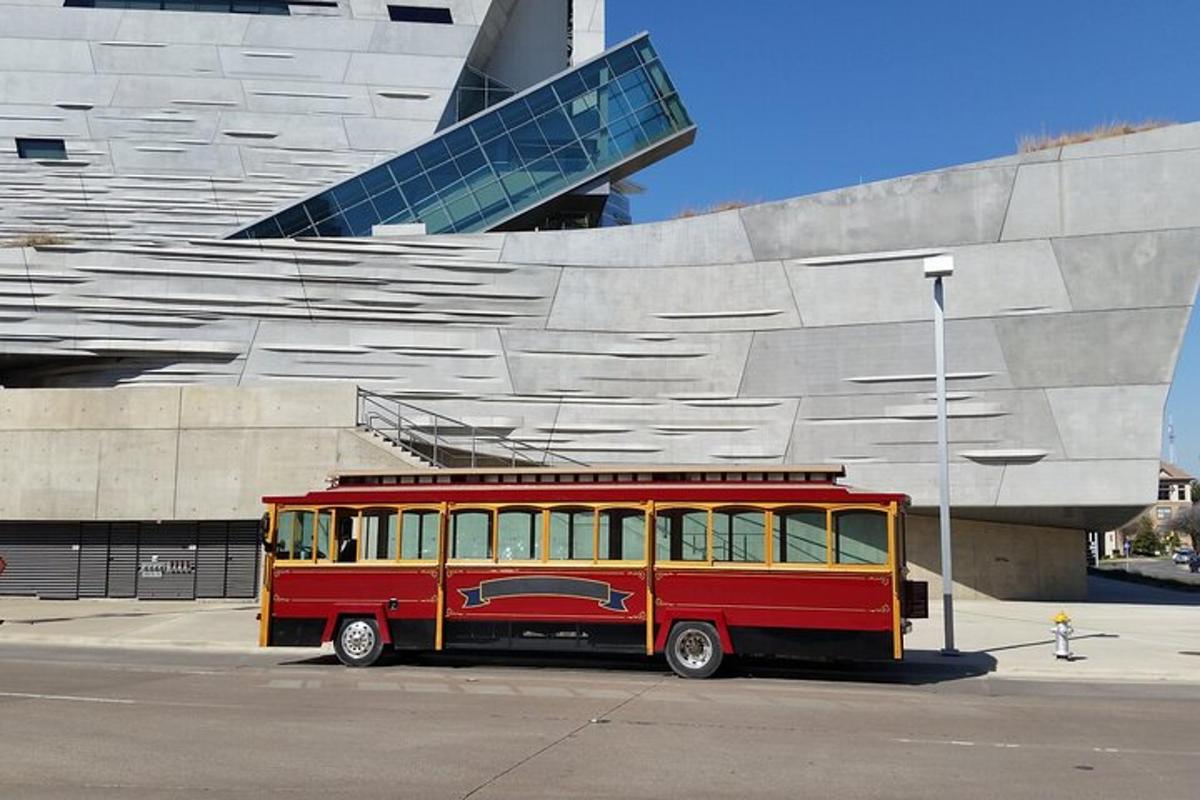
[230,35,692,240]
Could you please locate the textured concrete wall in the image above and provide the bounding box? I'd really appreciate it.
[906,514,1087,601]
[0,0,582,242]
[0,385,419,520]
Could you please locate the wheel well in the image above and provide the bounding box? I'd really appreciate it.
[324,610,391,645]
[657,614,734,654]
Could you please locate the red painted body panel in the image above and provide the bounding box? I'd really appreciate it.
[272,567,438,643]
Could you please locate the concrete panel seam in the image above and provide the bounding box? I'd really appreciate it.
[996,161,1022,242]
[496,327,518,395]
[292,251,315,321]
[778,258,806,327]
[1047,237,1080,312]
[783,397,803,463]
[734,330,756,399]
[542,264,566,331]
[237,319,261,387]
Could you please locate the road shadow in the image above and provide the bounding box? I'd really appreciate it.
[276,648,997,686]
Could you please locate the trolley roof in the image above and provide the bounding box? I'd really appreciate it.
[328,464,847,488]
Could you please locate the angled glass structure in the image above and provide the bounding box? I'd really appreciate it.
[228,34,694,239]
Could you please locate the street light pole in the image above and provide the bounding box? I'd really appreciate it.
[924,254,958,656]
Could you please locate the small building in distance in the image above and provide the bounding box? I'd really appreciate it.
[1104,461,1196,557]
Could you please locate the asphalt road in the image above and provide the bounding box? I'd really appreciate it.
[1,644,1198,800]
[1097,557,1200,586]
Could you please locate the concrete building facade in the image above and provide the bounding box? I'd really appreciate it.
[0,0,1198,600]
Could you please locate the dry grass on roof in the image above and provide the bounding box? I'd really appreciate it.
[673,199,757,219]
[1017,119,1174,153]
[4,232,70,248]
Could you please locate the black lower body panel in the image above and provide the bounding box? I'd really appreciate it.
[443,621,645,653]
[269,617,325,647]
[728,627,894,662]
[388,619,436,650]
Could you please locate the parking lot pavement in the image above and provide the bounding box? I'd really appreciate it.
[0,643,1197,800]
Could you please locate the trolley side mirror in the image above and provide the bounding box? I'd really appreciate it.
[260,512,273,553]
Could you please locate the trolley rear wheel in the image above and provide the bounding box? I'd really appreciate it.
[665,621,723,679]
[334,617,384,667]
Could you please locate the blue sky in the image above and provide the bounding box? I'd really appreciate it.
[608,0,1200,477]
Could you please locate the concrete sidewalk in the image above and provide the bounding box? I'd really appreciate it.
[0,597,264,652]
[1,575,1197,683]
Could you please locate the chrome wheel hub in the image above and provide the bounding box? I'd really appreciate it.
[341,620,376,658]
[674,630,713,669]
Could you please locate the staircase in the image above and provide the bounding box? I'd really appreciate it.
[356,387,587,469]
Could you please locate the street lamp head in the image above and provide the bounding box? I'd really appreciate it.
[923,254,954,279]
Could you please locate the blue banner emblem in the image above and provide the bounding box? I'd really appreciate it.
[459,576,633,612]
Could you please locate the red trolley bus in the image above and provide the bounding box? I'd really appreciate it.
[259,465,927,678]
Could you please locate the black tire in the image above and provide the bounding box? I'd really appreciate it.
[333,617,384,667]
[664,621,724,679]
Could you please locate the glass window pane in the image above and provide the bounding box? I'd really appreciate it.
[442,125,477,156]
[712,509,765,563]
[644,60,677,101]
[617,68,655,111]
[420,203,453,233]
[500,169,538,206]
[342,200,381,235]
[316,509,333,561]
[469,113,506,144]
[360,165,394,196]
[275,509,315,559]
[599,508,645,561]
[388,152,422,183]
[451,510,492,560]
[535,107,575,147]
[527,155,563,193]
[497,509,540,561]
[606,46,640,78]
[498,98,532,131]
[303,194,338,225]
[634,104,672,142]
[835,511,889,565]
[525,86,557,116]
[576,58,610,90]
[482,133,522,170]
[453,145,486,177]
[426,159,461,192]
[552,141,592,180]
[361,508,398,560]
[274,204,311,236]
[415,139,451,170]
[549,508,593,560]
[401,510,439,560]
[655,509,707,561]
[444,191,480,226]
[314,214,352,237]
[510,119,550,162]
[550,71,586,105]
[331,178,367,210]
[565,92,601,137]
[400,173,435,205]
[473,179,511,221]
[370,187,405,220]
[773,509,827,564]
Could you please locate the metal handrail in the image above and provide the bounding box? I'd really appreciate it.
[356,387,588,469]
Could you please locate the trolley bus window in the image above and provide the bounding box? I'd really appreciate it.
[655,509,707,562]
[361,508,399,560]
[327,507,357,562]
[498,508,541,561]
[712,508,765,563]
[834,510,889,565]
[772,509,826,564]
[451,510,493,560]
[549,508,594,560]
[275,509,311,560]
[315,509,333,560]
[401,509,440,560]
[599,508,645,561]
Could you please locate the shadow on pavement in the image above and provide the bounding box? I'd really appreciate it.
[277,648,998,686]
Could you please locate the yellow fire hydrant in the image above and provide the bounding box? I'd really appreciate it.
[1052,611,1074,660]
